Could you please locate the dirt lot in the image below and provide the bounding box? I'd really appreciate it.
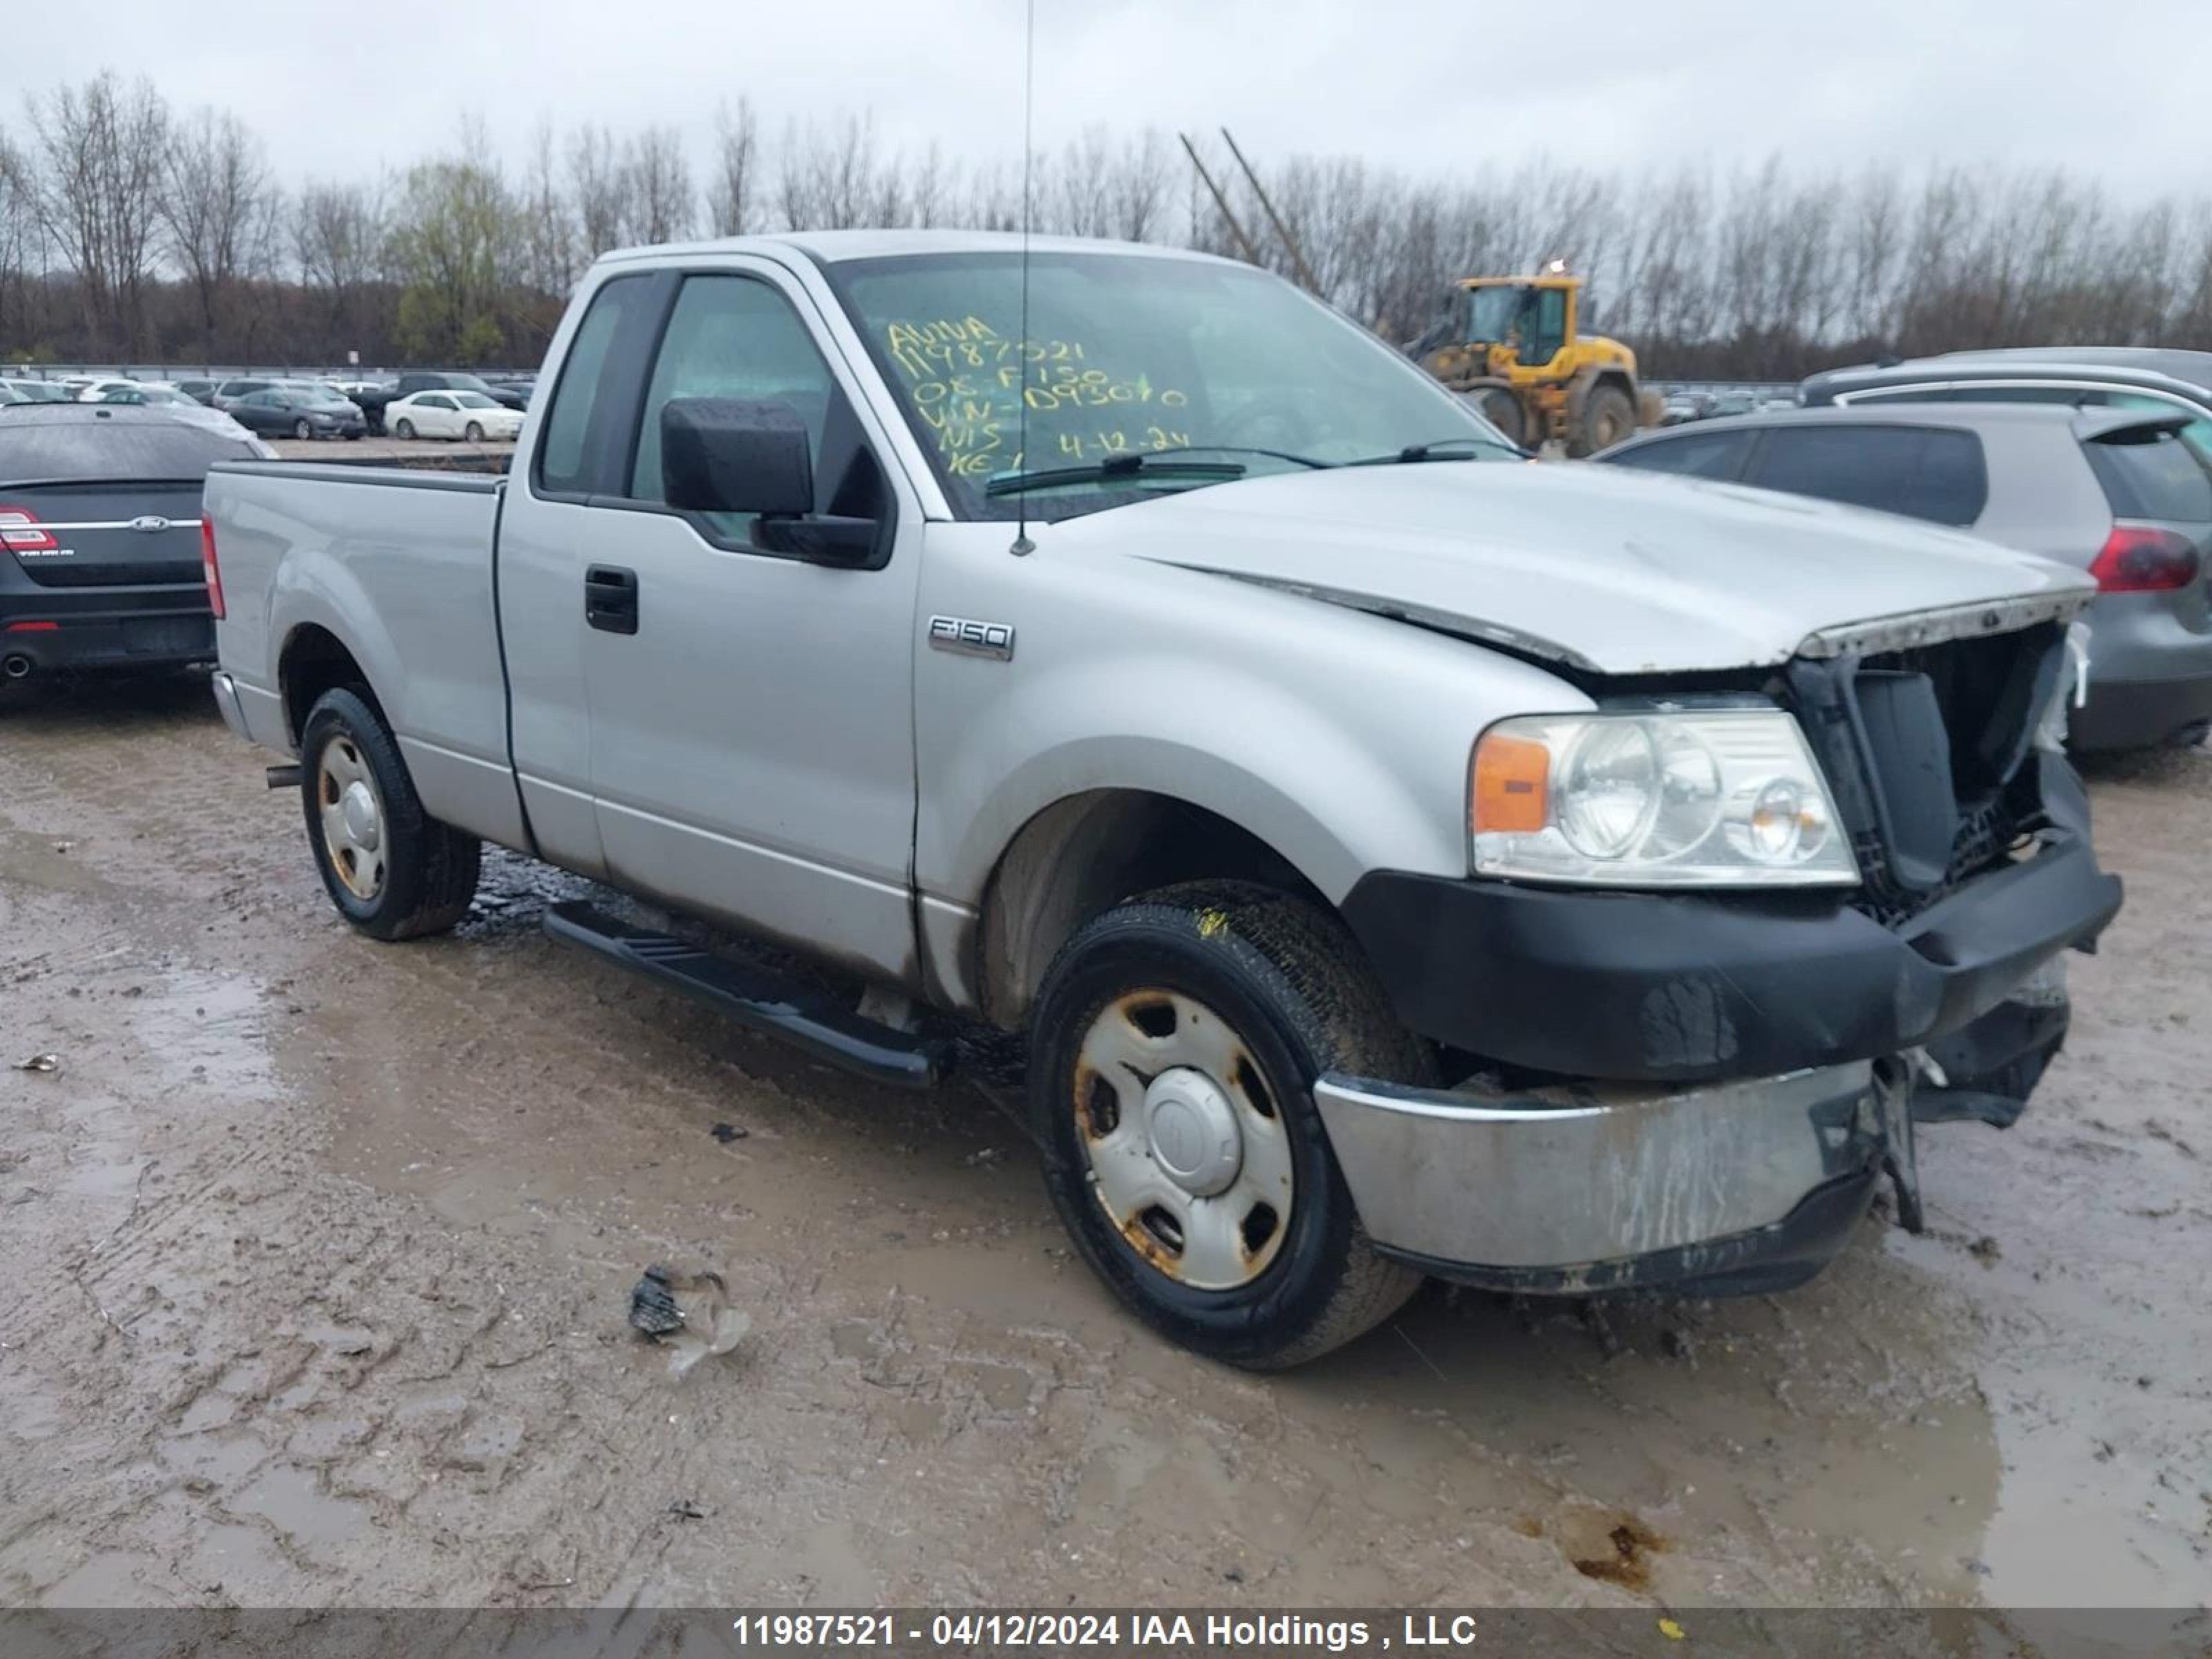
[0,676,2206,1613]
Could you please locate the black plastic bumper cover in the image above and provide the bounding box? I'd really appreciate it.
[1342,832,2121,1084]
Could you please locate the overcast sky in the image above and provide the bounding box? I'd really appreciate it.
[20,2,2211,201]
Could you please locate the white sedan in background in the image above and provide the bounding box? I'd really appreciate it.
[383,389,524,443]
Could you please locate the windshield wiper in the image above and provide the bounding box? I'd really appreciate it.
[1348,435,1517,465]
[984,443,1338,498]
[986,453,1246,498]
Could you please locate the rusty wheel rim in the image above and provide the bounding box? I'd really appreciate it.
[317,735,386,901]
[1074,989,1295,1291]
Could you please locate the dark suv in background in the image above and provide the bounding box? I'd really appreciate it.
[1597,402,2212,749]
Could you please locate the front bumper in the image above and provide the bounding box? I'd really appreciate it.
[1316,1060,1890,1295]
[1340,828,2120,1084]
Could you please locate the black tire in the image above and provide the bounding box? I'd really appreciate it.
[1477,387,1526,448]
[464,420,485,444]
[393,418,416,440]
[1570,383,1636,457]
[1029,880,1430,1369]
[298,686,480,941]
[293,418,312,440]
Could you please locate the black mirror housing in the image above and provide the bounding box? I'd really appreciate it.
[660,397,814,518]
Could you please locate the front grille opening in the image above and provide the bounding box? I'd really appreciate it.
[1791,624,2063,930]
[1859,621,2062,805]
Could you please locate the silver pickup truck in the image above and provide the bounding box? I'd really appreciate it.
[207,231,2122,1367]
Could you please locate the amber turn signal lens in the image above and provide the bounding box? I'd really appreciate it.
[1472,732,1550,834]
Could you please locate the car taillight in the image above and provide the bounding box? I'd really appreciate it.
[201,517,226,619]
[0,507,55,550]
[2091,523,2200,592]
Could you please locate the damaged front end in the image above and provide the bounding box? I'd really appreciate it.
[1327,605,2121,1296]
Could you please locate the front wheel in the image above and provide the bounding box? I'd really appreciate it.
[463,420,485,443]
[293,418,312,440]
[1028,881,1429,1369]
[1570,384,1637,457]
[299,686,481,941]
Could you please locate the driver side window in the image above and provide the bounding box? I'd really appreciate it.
[629,274,837,536]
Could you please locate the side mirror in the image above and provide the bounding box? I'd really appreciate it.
[659,395,879,565]
[661,397,814,518]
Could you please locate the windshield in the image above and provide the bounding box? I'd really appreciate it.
[0,418,254,482]
[828,250,1512,520]
[1461,285,1528,344]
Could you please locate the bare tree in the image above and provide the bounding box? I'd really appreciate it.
[621,125,694,245]
[159,108,277,359]
[568,123,624,260]
[294,177,386,358]
[35,71,169,357]
[706,98,759,236]
[520,120,577,296]
[0,129,46,352]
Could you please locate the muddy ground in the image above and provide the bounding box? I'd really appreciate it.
[0,675,2205,1614]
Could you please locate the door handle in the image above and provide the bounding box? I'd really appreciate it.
[584,564,638,635]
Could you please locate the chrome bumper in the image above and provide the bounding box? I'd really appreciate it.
[1314,1061,1883,1283]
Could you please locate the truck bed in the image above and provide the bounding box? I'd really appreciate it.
[205,462,519,845]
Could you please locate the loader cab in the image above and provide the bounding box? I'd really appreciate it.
[1457,276,1577,368]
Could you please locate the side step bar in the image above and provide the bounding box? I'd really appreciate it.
[543,901,949,1090]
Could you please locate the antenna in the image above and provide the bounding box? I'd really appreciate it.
[1010,0,1037,557]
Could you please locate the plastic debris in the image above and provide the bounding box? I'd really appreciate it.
[628,1265,751,1378]
[710,1122,748,1143]
[15,1053,59,1074]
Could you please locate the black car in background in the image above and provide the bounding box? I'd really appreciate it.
[0,406,261,683]
[225,385,366,440]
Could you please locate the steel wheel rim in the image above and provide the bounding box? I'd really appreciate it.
[1074,988,1295,1291]
[317,735,387,901]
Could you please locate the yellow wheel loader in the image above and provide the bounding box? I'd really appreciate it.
[1414,271,1658,456]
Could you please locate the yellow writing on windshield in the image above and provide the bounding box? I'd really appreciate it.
[882,317,1194,479]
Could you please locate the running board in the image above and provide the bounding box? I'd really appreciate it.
[543,901,948,1090]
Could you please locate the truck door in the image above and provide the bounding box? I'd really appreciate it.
[568,261,924,983]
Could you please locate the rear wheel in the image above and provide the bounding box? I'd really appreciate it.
[1570,383,1637,457]
[299,686,480,941]
[1029,881,1428,1369]
[393,418,416,440]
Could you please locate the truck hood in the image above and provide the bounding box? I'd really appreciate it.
[1078,461,2093,674]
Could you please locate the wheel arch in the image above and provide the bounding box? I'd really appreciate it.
[279,621,385,748]
[968,786,1349,1030]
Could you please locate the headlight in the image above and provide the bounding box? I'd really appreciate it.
[1470,709,1857,888]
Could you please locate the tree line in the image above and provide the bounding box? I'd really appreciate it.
[3,69,2207,378]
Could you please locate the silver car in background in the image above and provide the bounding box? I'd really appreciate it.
[1597,403,2212,749]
